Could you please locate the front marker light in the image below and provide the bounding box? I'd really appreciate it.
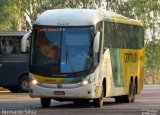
[32,79,38,85]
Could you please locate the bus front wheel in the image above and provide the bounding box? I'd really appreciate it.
[40,98,51,108]
[93,85,104,108]
[73,99,90,104]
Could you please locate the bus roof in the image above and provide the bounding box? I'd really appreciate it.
[35,9,143,27]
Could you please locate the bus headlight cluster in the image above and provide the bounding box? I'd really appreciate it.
[82,76,95,86]
[82,80,89,85]
[32,79,38,85]
[29,73,38,85]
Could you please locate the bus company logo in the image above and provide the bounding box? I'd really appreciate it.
[124,53,137,63]
[57,84,62,88]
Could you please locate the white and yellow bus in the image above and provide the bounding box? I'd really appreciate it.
[22,9,144,108]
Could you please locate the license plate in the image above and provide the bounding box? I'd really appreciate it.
[54,91,65,95]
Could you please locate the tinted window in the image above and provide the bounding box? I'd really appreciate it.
[104,22,144,49]
[0,36,22,54]
[31,26,94,74]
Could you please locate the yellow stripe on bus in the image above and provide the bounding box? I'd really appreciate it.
[34,74,63,84]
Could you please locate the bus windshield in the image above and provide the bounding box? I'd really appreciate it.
[32,26,94,74]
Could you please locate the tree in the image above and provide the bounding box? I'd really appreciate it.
[108,0,135,18]
[130,0,160,84]
[13,0,67,30]
[0,0,19,30]
[12,0,103,30]
[66,0,102,9]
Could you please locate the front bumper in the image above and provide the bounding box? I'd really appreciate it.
[29,81,97,99]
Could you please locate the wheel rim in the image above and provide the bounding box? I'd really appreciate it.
[21,79,29,91]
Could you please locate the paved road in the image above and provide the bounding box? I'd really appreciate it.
[0,85,159,115]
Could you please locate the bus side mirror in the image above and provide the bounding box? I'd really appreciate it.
[93,32,100,53]
[21,32,31,52]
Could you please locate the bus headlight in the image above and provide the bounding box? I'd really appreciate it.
[82,80,89,85]
[32,79,38,85]
[81,75,95,86]
[29,73,39,85]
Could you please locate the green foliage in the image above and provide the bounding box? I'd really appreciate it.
[65,0,102,8]
[109,0,135,18]
[145,41,155,71]
[144,40,160,84]
[12,0,67,30]
[11,0,103,30]
[0,0,18,30]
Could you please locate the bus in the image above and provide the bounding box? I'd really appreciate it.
[22,9,144,108]
[0,31,29,92]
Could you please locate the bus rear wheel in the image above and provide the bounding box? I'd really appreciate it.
[40,98,51,108]
[115,96,124,103]
[124,81,135,103]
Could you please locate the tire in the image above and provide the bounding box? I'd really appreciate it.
[73,99,90,104]
[123,81,135,103]
[8,86,19,93]
[93,85,104,108]
[134,80,138,95]
[115,96,124,103]
[19,74,29,92]
[41,98,51,108]
[131,83,135,102]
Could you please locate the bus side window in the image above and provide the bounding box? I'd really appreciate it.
[26,36,31,53]
[103,22,107,50]
[121,24,127,48]
[110,23,115,48]
[13,36,22,54]
[0,38,2,54]
[0,37,14,54]
[0,36,27,54]
[139,27,144,48]
[105,22,112,48]
[104,22,117,49]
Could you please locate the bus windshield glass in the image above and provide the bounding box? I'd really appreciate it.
[32,26,94,74]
